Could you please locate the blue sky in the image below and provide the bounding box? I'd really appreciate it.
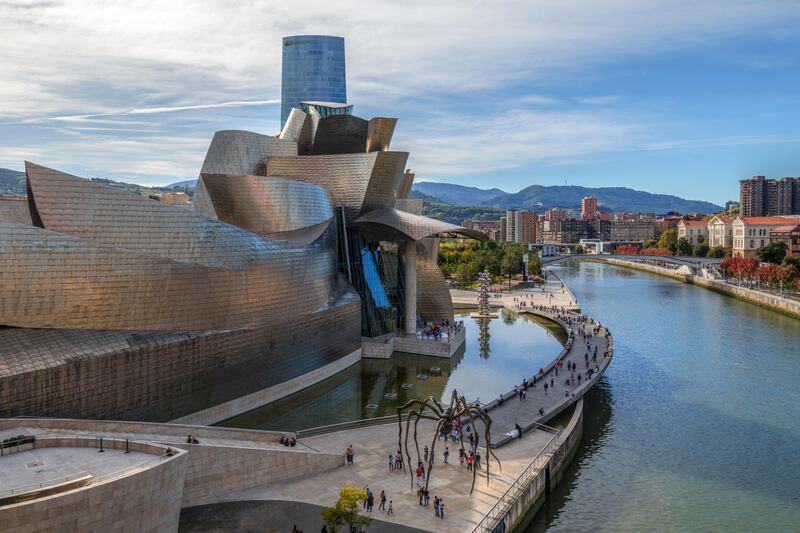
[1,1,799,205]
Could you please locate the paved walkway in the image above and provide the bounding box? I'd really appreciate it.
[209,420,555,533]
[474,306,611,444]
[207,288,614,532]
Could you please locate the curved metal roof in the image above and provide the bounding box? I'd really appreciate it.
[352,207,487,241]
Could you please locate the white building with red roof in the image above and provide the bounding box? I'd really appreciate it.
[677,219,709,245]
[732,216,800,257]
[707,215,735,248]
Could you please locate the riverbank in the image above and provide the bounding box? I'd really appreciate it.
[585,257,800,319]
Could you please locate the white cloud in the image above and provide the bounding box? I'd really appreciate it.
[0,0,799,182]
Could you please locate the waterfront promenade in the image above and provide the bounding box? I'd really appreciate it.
[197,285,612,532]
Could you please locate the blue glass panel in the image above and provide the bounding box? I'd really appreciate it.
[360,246,390,309]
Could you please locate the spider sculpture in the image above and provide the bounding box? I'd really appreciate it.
[397,389,501,495]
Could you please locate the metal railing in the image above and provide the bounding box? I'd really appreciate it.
[296,411,433,440]
[471,429,563,533]
[0,471,89,499]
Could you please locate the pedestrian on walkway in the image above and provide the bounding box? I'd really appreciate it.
[434,496,440,517]
[423,489,430,507]
[475,451,481,471]
[387,500,393,515]
[444,447,449,464]
[423,445,429,463]
[544,382,548,395]
[388,454,394,471]
[515,423,523,439]
[439,498,445,519]
[379,490,386,510]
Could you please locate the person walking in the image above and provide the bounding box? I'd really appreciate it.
[443,446,449,464]
[367,490,374,512]
[388,453,394,471]
[379,490,386,510]
[475,451,481,471]
[423,489,430,507]
[434,496,440,517]
[439,498,445,519]
[387,500,393,515]
[423,445,429,463]
[363,487,369,509]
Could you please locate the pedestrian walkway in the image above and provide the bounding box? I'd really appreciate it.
[473,306,612,444]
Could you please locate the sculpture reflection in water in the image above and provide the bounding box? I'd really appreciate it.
[397,389,501,495]
[477,318,492,359]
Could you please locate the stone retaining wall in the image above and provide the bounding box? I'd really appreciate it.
[596,258,800,319]
[488,398,585,533]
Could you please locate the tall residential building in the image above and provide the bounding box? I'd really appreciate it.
[505,209,518,242]
[281,35,347,127]
[581,196,597,220]
[544,208,567,222]
[499,216,507,242]
[519,211,539,243]
[739,175,800,217]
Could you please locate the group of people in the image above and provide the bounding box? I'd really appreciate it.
[419,319,464,341]
[362,487,391,515]
[185,434,199,444]
[280,435,296,447]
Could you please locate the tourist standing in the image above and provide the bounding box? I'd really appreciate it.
[439,498,445,519]
[434,496,440,517]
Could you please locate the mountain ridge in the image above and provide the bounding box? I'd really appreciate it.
[413,181,722,214]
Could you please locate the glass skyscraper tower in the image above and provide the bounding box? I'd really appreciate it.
[281,35,347,127]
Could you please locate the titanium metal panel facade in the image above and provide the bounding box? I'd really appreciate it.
[281,35,346,127]
[200,130,297,177]
[353,207,488,242]
[416,238,454,325]
[266,151,409,222]
[0,104,476,422]
[198,174,334,239]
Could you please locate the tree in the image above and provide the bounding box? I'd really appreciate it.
[757,241,787,264]
[575,244,585,254]
[783,255,800,270]
[321,486,372,533]
[675,237,692,256]
[693,243,709,257]
[501,246,523,277]
[708,246,726,259]
[657,229,678,253]
[455,261,478,288]
[643,239,658,249]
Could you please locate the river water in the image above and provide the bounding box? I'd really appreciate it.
[528,260,800,532]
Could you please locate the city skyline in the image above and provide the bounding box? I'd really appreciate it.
[1,1,799,204]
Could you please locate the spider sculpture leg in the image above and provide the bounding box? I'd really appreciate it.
[397,398,441,476]
[424,418,444,493]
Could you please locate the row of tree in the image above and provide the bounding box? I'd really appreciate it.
[439,240,541,288]
[719,256,800,291]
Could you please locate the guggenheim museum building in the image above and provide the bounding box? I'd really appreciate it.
[0,101,483,423]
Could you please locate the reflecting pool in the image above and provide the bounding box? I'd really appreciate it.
[220,309,566,432]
